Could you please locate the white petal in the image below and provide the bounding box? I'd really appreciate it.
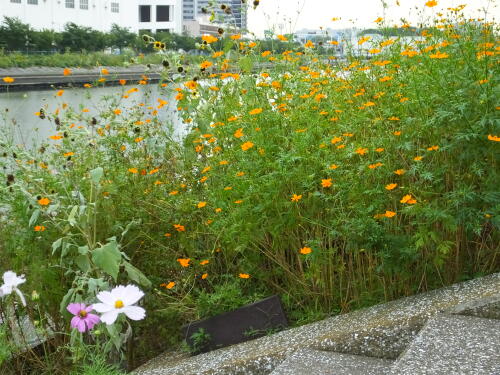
[100,310,119,325]
[93,302,114,313]
[122,285,144,306]
[3,271,25,287]
[122,306,146,321]
[96,290,115,305]
[1,285,12,296]
[14,288,26,306]
[110,285,128,301]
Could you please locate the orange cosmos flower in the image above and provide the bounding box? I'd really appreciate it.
[34,225,46,232]
[277,34,288,41]
[201,273,208,280]
[63,152,74,157]
[414,156,423,161]
[304,40,315,48]
[200,260,210,266]
[113,109,122,115]
[355,147,368,155]
[384,210,396,218]
[427,145,439,151]
[56,90,64,96]
[329,164,339,170]
[241,141,254,151]
[401,194,417,204]
[425,0,437,7]
[358,36,371,45]
[331,136,342,144]
[262,51,271,57]
[101,68,109,75]
[230,34,241,40]
[249,108,263,115]
[63,68,72,76]
[321,179,333,188]
[200,61,213,69]
[487,134,500,142]
[300,247,312,255]
[430,51,449,59]
[394,169,406,175]
[239,273,250,279]
[161,282,175,289]
[369,162,383,169]
[386,183,398,190]
[202,34,218,43]
[174,224,185,232]
[2,77,14,83]
[234,128,244,138]
[197,201,207,208]
[177,258,190,267]
[38,197,51,206]
[393,131,402,136]
[291,194,302,202]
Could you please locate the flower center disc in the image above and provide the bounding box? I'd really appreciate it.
[79,310,88,318]
[114,300,124,309]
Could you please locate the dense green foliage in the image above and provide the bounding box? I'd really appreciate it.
[0,17,201,53]
[0,4,498,374]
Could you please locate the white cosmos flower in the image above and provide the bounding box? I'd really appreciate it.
[0,271,27,306]
[93,285,146,325]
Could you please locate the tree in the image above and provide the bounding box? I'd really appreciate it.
[60,23,106,52]
[108,24,136,52]
[0,17,32,51]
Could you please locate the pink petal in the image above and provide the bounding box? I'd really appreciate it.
[85,314,100,330]
[70,316,82,329]
[67,303,83,315]
[76,319,87,332]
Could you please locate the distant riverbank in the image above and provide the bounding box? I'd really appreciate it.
[0,65,163,91]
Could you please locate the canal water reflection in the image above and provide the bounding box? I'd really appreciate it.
[0,83,185,148]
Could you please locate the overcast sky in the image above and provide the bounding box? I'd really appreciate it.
[247,0,499,36]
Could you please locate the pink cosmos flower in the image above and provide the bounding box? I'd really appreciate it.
[67,303,100,333]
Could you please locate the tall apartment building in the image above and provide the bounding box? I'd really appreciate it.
[182,0,247,30]
[1,0,183,33]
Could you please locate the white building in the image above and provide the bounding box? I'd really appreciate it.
[1,0,183,34]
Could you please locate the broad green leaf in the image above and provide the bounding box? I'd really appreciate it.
[90,167,104,185]
[68,205,78,226]
[74,254,91,273]
[123,261,151,289]
[92,240,122,281]
[239,56,253,73]
[60,288,75,315]
[52,238,63,255]
[29,209,40,227]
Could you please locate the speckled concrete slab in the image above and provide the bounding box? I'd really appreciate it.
[269,348,392,375]
[134,273,500,375]
[392,314,500,375]
[449,293,500,320]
